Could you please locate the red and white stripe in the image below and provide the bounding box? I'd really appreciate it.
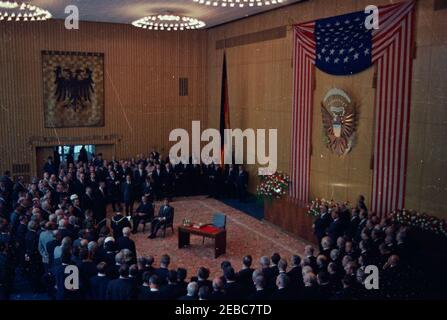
[290,1,415,215]
[290,21,315,202]
[371,1,415,216]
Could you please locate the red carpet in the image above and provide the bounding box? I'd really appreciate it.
[114,196,308,279]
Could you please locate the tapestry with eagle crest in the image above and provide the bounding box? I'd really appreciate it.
[42,51,104,128]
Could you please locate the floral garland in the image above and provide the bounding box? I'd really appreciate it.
[307,197,447,237]
[390,210,447,237]
[256,171,290,200]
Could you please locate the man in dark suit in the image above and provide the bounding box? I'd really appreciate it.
[12,176,27,204]
[121,175,135,216]
[46,230,61,268]
[138,274,163,300]
[287,255,304,293]
[93,181,108,225]
[73,172,88,197]
[313,205,332,251]
[77,248,97,296]
[259,256,276,294]
[382,255,406,299]
[236,165,248,202]
[224,164,238,198]
[150,149,160,161]
[237,255,255,293]
[148,199,174,239]
[223,267,244,300]
[134,163,147,199]
[132,196,154,234]
[270,253,281,277]
[209,277,225,300]
[178,281,198,300]
[355,210,368,242]
[331,275,357,300]
[81,186,96,213]
[89,262,110,300]
[302,272,320,300]
[142,255,157,278]
[93,153,104,168]
[117,227,136,262]
[0,171,13,195]
[25,220,42,292]
[106,264,136,300]
[78,146,88,163]
[43,156,57,175]
[162,163,174,200]
[177,268,188,296]
[141,177,154,200]
[270,274,295,300]
[107,170,121,212]
[317,272,332,300]
[247,272,270,300]
[327,210,344,243]
[87,172,99,192]
[197,267,213,292]
[160,270,183,300]
[152,164,164,200]
[303,245,318,272]
[155,254,170,286]
[347,208,360,240]
[54,251,82,300]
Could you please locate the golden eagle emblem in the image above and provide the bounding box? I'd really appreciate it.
[321,88,357,156]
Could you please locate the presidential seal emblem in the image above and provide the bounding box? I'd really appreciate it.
[321,88,357,156]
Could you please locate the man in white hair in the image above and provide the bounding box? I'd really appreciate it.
[179,281,198,300]
[48,213,57,223]
[303,245,317,271]
[259,256,275,293]
[117,227,136,263]
[271,273,294,300]
[58,218,71,240]
[55,209,64,218]
[302,272,319,300]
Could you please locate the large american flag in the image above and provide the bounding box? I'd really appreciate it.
[290,1,415,216]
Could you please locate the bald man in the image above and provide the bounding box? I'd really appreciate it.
[209,277,225,300]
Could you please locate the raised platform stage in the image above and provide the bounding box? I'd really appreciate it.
[264,197,317,245]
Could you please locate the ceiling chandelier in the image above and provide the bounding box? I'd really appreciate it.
[193,0,285,7]
[0,1,51,21]
[132,13,206,31]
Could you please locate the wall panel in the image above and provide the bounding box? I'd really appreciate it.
[0,20,208,177]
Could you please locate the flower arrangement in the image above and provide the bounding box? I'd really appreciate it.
[256,171,290,200]
[390,209,447,237]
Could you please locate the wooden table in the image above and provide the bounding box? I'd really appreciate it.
[178,225,227,258]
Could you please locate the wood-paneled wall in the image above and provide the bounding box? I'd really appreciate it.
[206,0,447,218]
[0,20,208,176]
